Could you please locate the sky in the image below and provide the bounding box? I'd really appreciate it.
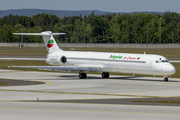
[1,0,180,13]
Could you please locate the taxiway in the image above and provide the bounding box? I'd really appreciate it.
[0,69,180,120]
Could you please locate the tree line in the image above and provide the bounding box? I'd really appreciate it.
[0,11,180,43]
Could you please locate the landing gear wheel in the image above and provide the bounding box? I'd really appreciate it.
[164,77,169,82]
[102,72,109,78]
[82,73,87,79]
[79,73,87,79]
[79,73,83,79]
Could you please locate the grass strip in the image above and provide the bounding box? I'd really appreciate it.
[0,82,8,85]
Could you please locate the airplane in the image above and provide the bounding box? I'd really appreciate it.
[10,31,176,81]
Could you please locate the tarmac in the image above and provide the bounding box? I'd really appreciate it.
[0,69,180,120]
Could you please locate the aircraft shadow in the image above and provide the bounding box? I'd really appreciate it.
[59,75,78,77]
[110,76,179,82]
[34,75,179,82]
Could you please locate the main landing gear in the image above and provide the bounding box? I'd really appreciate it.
[79,72,87,79]
[79,72,110,79]
[164,76,169,82]
[102,72,109,78]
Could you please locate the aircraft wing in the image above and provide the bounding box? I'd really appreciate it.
[9,66,101,72]
[0,57,46,61]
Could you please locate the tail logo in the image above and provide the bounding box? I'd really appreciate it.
[47,40,54,48]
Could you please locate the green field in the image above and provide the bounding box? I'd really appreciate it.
[0,47,180,58]
[0,46,179,78]
[0,81,8,85]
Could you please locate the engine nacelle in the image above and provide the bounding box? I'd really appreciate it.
[46,55,67,65]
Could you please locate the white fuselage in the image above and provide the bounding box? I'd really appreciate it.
[47,50,176,76]
[12,31,176,80]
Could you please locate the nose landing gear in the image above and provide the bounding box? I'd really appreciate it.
[164,76,169,82]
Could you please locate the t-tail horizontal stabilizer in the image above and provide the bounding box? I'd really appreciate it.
[13,31,66,54]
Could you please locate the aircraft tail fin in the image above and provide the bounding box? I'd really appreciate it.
[13,31,66,54]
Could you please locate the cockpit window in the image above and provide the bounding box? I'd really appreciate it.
[162,60,165,62]
[156,58,169,63]
[156,60,159,63]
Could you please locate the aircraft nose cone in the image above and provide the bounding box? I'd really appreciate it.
[167,64,176,75]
